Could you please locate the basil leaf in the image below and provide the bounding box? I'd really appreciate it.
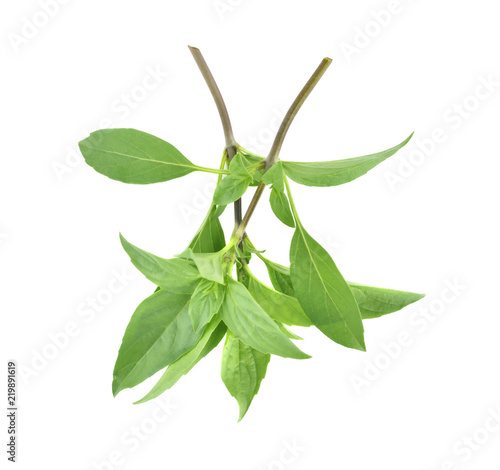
[189,279,225,332]
[276,323,303,340]
[219,277,310,359]
[270,188,295,228]
[290,224,365,351]
[120,234,200,293]
[112,289,203,396]
[189,205,226,253]
[213,154,253,205]
[134,317,226,404]
[246,274,311,327]
[261,257,424,320]
[177,248,225,284]
[349,283,425,319]
[221,329,270,421]
[79,128,199,184]
[282,133,413,187]
[261,161,285,192]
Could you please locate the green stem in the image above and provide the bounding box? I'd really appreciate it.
[195,165,230,175]
[283,174,301,225]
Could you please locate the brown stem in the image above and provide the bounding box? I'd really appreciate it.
[235,57,332,239]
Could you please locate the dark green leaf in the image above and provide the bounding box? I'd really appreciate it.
[282,134,413,187]
[219,277,310,359]
[112,289,203,396]
[290,224,365,351]
[79,128,200,184]
[270,188,295,228]
[189,279,225,332]
[221,329,270,421]
[120,234,200,293]
[258,255,296,297]
[134,317,226,404]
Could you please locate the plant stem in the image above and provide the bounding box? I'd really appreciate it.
[234,57,332,240]
[188,46,242,225]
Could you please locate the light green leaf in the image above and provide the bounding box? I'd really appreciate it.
[270,188,295,228]
[213,154,252,205]
[282,134,413,187]
[177,248,225,284]
[246,272,311,327]
[79,128,201,184]
[349,283,425,319]
[189,206,226,254]
[260,256,424,320]
[219,277,310,359]
[189,279,226,332]
[221,329,270,421]
[120,234,200,293]
[290,223,365,351]
[276,323,303,340]
[112,289,203,396]
[261,161,285,192]
[134,317,226,404]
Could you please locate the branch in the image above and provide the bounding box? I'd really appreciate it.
[235,57,332,239]
[188,46,242,224]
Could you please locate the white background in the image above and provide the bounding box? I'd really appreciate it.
[2,1,500,469]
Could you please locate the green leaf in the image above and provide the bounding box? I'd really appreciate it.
[282,133,413,187]
[349,283,425,319]
[290,224,365,351]
[219,277,310,359]
[213,154,253,205]
[246,272,311,327]
[112,289,203,396]
[270,188,295,228]
[120,234,200,293]
[260,255,424,320]
[276,323,303,340]
[189,279,226,332]
[134,317,227,404]
[189,206,226,254]
[221,329,270,421]
[79,128,200,184]
[258,255,296,297]
[261,161,285,192]
[177,248,225,284]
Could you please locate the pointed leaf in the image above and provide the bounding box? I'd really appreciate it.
[120,234,200,293]
[221,330,270,421]
[246,274,311,327]
[189,279,226,332]
[270,188,295,228]
[282,134,413,187]
[290,224,365,351]
[261,161,285,192]
[178,248,225,284]
[189,206,226,253]
[213,154,252,205]
[134,317,226,403]
[349,283,425,319]
[79,128,199,184]
[112,289,203,396]
[219,277,310,359]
